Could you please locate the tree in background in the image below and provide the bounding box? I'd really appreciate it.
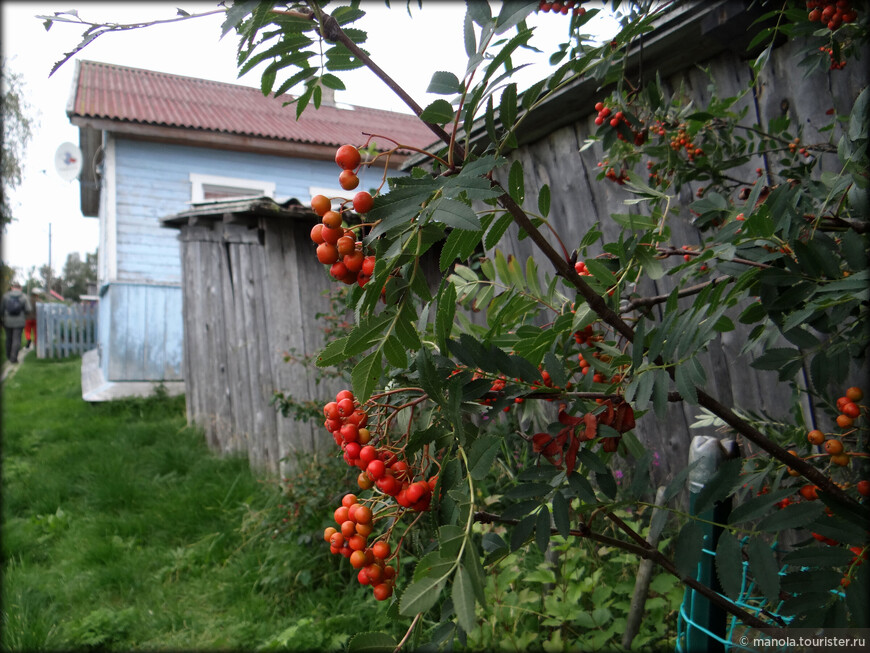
[1,59,35,229]
[60,251,97,301]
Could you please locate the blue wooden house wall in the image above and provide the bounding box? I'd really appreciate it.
[99,134,393,384]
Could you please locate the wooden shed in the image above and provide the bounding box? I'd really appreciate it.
[162,197,344,475]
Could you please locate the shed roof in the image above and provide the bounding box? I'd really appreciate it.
[68,60,435,153]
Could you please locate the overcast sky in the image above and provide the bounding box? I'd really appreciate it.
[1,2,615,281]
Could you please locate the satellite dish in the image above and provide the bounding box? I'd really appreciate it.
[55,142,83,182]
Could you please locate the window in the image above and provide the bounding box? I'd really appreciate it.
[189,173,276,203]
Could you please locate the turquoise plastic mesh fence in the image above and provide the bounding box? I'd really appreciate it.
[676,543,791,652]
[675,541,846,652]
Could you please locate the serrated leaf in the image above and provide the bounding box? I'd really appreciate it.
[715,532,744,600]
[468,436,501,480]
[399,576,446,616]
[536,506,551,553]
[510,513,536,551]
[499,82,518,129]
[351,350,382,404]
[427,70,461,95]
[316,336,350,367]
[746,535,780,604]
[420,99,455,124]
[538,184,550,217]
[413,551,454,582]
[347,632,397,653]
[675,364,698,405]
[508,159,524,204]
[440,524,466,558]
[552,491,569,538]
[453,566,476,633]
[436,283,457,353]
[430,198,482,231]
[758,501,825,532]
[728,488,794,525]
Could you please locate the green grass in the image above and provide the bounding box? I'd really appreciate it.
[1,356,397,651]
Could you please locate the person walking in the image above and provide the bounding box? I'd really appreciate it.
[23,287,43,350]
[2,282,33,364]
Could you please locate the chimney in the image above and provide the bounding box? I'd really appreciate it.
[321,86,336,107]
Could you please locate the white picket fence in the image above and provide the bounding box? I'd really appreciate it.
[35,302,98,359]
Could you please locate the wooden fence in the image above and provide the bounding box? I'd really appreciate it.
[36,302,98,359]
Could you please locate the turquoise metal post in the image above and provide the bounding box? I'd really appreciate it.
[684,436,735,652]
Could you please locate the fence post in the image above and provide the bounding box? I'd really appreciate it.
[683,435,737,652]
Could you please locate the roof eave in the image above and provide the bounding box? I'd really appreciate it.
[68,115,416,168]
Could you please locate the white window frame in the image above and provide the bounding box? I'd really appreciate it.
[189,173,276,203]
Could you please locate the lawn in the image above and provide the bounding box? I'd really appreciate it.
[1,355,396,651]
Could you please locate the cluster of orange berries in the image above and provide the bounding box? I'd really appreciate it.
[537,0,586,16]
[594,102,646,145]
[668,126,705,161]
[596,161,629,185]
[309,146,378,286]
[798,386,863,468]
[323,493,397,600]
[323,389,436,510]
[834,385,864,429]
[818,45,847,69]
[807,0,858,30]
[787,137,810,158]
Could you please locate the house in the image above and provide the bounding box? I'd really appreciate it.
[66,59,434,401]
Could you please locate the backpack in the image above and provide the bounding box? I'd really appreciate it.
[4,294,25,317]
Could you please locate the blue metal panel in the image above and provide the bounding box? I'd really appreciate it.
[103,282,183,382]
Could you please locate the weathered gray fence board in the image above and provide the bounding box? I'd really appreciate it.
[36,303,98,359]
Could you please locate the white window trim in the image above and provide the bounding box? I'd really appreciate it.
[189,173,276,203]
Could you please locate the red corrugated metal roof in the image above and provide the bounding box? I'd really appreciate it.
[69,60,436,151]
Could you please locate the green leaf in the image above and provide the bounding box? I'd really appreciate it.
[510,513,536,551]
[436,283,457,353]
[715,532,744,600]
[499,82,518,129]
[382,334,407,368]
[399,576,446,616]
[674,521,705,578]
[316,336,350,367]
[427,71,461,95]
[467,436,501,481]
[782,546,855,568]
[538,184,550,217]
[413,551,454,582]
[452,566,476,633]
[508,159,524,204]
[675,364,698,405]
[441,228,483,271]
[430,198,482,231]
[351,350,382,404]
[440,524,466,558]
[758,501,825,532]
[494,1,537,34]
[746,535,780,604]
[536,506,551,553]
[552,491,569,538]
[347,632,397,653]
[344,314,391,357]
[728,488,794,525]
[420,99,455,124]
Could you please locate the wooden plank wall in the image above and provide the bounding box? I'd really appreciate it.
[177,216,345,475]
[488,39,869,485]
